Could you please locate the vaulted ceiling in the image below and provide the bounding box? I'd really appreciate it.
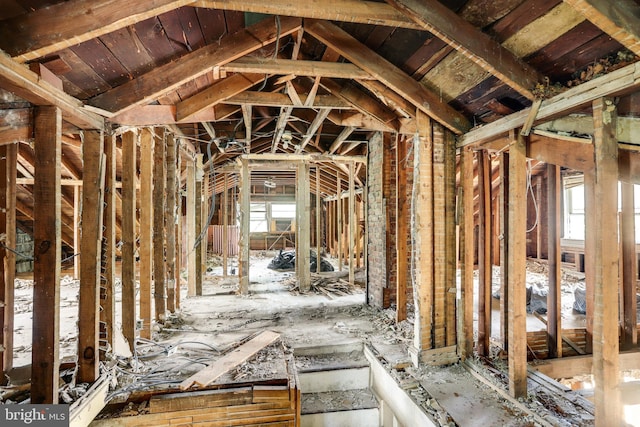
[1,0,640,240]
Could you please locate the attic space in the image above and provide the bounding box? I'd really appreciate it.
[1,1,640,426]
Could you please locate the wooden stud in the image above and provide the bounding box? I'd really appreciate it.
[297,162,311,292]
[508,134,527,399]
[584,170,595,354]
[337,175,343,272]
[121,131,137,351]
[153,128,166,320]
[166,133,177,313]
[621,158,637,349]
[433,123,446,348]
[102,134,116,356]
[316,167,321,273]
[0,142,17,378]
[547,164,562,358]
[139,128,154,340]
[186,159,197,296]
[499,150,510,350]
[460,147,475,359]
[592,97,621,426]
[477,150,492,357]
[78,130,105,383]
[195,154,203,296]
[239,158,250,294]
[175,142,182,310]
[31,106,62,404]
[348,162,355,287]
[396,135,409,323]
[201,158,209,288]
[223,174,229,277]
[73,185,80,279]
[444,129,457,347]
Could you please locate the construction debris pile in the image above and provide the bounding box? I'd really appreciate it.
[286,271,363,299]
[267,249,334,272]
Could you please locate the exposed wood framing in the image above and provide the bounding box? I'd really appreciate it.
[297,162,311,292]
[195,154,204,296]
[547,164,562,358]
[396,135,408,323]
[102,134,116,354]
[166,133,177,313]
[507,134,527,399]
[348,162,355,287]
[591,97,621,426]
[584,170,595,353]
[315,167,321,274]
[433,123,446,348]
[223,174,229,277]
[186,159,197,296]
[153,128,167,320]
[499,150,509,350]
[620,153,637,349]
[31,106,62,404]
[121,131,137,352]
[444,129,456,347]
[337,175,343,272]
[477,150,491,357]
[139,128,154,340]
[221,58,374,80]
[460,148,475,360]
[239,158,250,294]
[175,142,182,310]
[78,130,105,383]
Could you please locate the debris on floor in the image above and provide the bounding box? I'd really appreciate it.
[267,249,334,272]
[286,271,364,298]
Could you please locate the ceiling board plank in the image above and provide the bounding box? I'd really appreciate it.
[89,16,302,114]
[223,92,352,109]
[306,19,470,134]
[0,0,198,63]
[221,58,375,80]
[385,0,543,100]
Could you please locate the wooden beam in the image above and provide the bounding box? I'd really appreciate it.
[121,131,137,352]
[315,167,321,273]
[396,135,408,323]
[31,106,61,404]
[297,109,331,153]
[225,91,352,109]
[73,186,81,279]
[507,134,527,399]
[271,106,293,153]
[223,174,229,277]
[385,0,542,99]
[459,62,640,147]
[348,162,355,287]
[0,0,196,62]
[186,159,197,296]
[433,123,446,348]
[499,150,509,351]
[444,129,456,347]
[297,163,311,292]
[477,150,491,357]
[139,128,154,340]
[337,175,342,271]
[565,0,640,57]
[153,128,166,320]
[102,134,116,355]
[621,155,637,350]
[305,20,470,134]
[328,127,355,155]
[242,104,252,152]
[78,130,105,383]
[165,133,177,313]
[239,158,250,294]
[174,142,182,310]
[194,0,421,29]
[591,97,621,426]
[0,51,103,129]
[195,154,203,296]
[90,17,302,114]
[547,164,562,359]
[222,58,374,80]
[243,153,366,164]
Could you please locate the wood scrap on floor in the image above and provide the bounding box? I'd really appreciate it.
[179,330,280,390]
[286,271,363,298]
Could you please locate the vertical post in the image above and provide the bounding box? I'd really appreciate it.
[121,131,137,352]
[73,185,80,279]
[195,154,203,296]
[186,158,196,296]
[165,134,177,313]
[507,134,527,399]
[139,128,154,340]
[396,135,408,323]
[201,160,209,277]
[337,175,342,271]
[348,162,355,287]
[31,106,62,404]
[316,167,321,273]
[102,134,116,356]
[410,111,434,366]
[433,123,446,348]
[547,164,562,358]
[444,129,457,347]
[459,147,475,359]
[175,143,182,309]
[499,150,510,350]
[536,176,543,259]
[620,153,637,349]
[153,129,166,320]
[584,170,595,354]
[592,97,621,426]
[78,130,105,383]
[223,174,229,277]
[477,150,492,357]
[298,162,311,292]
[239,158,250,294]
[1,142,17,378]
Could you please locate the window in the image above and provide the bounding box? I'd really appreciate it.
[271,203,296,219]
[250,203,268,232]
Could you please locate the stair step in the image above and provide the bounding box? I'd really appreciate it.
[299,366,370,393]
[301,388,379,414]
[301,408,379,427]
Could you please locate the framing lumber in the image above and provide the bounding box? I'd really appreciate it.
[153,129,166,320]
[195,154,204,296]
[305,20,470,135]
[297,109,331,153]
[396,135,408,323]
[584,170,595,353]
[242,105,252,152]
[460,147,475,359]
[31,106,61,404]
[239,158,250,294]
[0,52,103,129]
[337,175,343,272]
[90,17,302,114]
[0,0,196,62]
[433,123,446,348]
[591,97,621,426]
[102,134,117,354]
[166,134,177,313]
[78,130,105,383]
[386,0,542,99]
[459,62,640,147]
[243,153,366,164]
[547,164,562,359]
[121,131,137,352]
[139,128,154,340]
[315,168,321,274]
[221,58,374,80]
[507,134,527,399]
[564,0,640,57]
[499,150,509,350]
[410,111,434,365]
[621,156,637,349]
[223,174,229,277]
[444,129,457,347]
[175,144,182,310]
[297,162,311,292]
[477,150,491,357]
[271,106,294,153]
[348,162,355,287]
[225,91,351,109]
[186,159,197,296]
